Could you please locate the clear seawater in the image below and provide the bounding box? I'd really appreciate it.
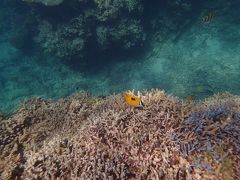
[0,0,240,113]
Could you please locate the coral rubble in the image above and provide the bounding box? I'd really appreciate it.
[0,90,239,179]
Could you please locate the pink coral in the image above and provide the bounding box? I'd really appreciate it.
[0,90,239,179]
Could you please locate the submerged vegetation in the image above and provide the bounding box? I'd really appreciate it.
[0,90,239,179]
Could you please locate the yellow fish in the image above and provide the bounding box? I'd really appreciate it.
[123,91,144,108]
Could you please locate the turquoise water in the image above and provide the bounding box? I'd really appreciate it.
[0,0,240,113]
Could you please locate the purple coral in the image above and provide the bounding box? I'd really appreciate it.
[185,105,231,124]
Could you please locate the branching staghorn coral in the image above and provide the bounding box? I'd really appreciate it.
[0,90,239,179]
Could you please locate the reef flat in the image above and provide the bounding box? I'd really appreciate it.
[0,90,239,179]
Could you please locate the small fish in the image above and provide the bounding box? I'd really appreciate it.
[200,11,216,24]
[123,91,144,108]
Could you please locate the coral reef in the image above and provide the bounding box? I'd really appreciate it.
[167,0,192,14]
[36,17,90,58]
[0,90,239,179]
[22,0,64,6]
[24,0,196,61]
[93,0,143,22]
[96,19,145,50]
[32,0,147,59]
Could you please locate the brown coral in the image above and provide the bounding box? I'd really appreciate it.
[0,90,239,179]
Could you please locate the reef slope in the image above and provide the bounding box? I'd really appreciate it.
[0,90,239,179]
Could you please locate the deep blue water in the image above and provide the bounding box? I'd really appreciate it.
[0,0,240,113]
